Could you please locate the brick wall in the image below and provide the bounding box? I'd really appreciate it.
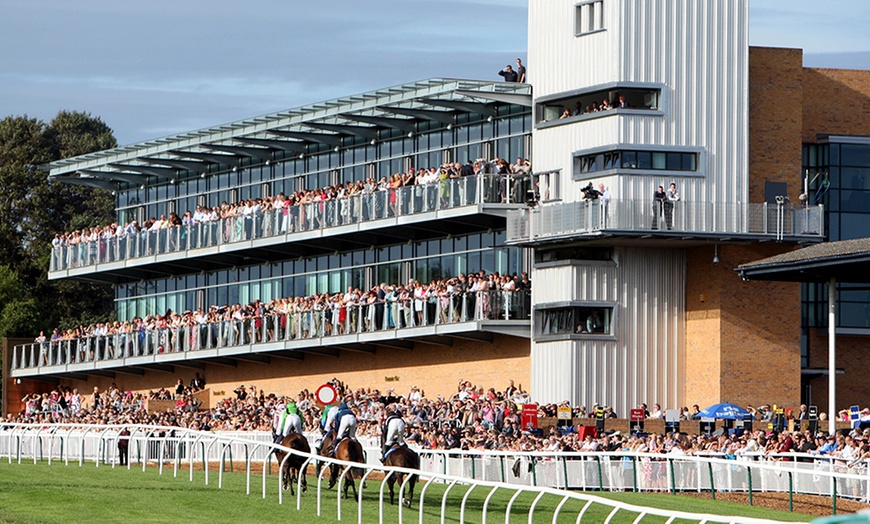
[803,67,870,142]
[684,244,801,411]
[53,335,530,405]
[748,47,804,203]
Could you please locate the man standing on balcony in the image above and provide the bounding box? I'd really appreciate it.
[651,186,666,229]
[664,183,681,230]
[597,183,611,228]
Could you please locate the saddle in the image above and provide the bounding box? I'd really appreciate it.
[382,443,405,461]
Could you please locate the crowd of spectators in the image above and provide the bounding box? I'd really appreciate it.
[50,158,533,257]
[31,270,531,364]
[557,92,631,120]
[8,378,870,465]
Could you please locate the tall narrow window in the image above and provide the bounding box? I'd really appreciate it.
[575,1,604,36]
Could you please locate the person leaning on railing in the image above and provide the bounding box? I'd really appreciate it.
[49,165,532,268]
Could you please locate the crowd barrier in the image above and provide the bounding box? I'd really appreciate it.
[50,174,529,273]
[11,289,531,372]
[0,424,804,524]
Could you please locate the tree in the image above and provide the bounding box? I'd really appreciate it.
[0,111,117,334]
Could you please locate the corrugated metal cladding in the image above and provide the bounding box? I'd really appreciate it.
[531,247,685,416]
[529,0,749,215]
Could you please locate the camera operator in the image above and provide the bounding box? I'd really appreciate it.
[581,182,601,200]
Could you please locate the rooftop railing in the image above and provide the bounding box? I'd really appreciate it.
[507,199,825,244]
[11,289,531,373]
[50,174,531,273]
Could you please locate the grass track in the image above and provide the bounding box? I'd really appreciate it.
[0,461,814,523]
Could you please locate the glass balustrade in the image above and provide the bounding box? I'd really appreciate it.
[50,174,531,272]
[11,290,531,372]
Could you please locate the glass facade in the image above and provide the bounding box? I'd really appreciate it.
[115,108,531,224]
[114,230,523,320]
[801,141,870,336]
[106,103,532,321]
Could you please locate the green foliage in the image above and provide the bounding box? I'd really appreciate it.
[0,111,117,336]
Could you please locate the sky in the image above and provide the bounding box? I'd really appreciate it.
[1,0,868,146]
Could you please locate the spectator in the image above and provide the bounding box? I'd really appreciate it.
[498,65,518,82]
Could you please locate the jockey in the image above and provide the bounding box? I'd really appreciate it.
[323,403,340,436]
[273,400,303,444]
[380,407,406,462]
[333,401,357,450]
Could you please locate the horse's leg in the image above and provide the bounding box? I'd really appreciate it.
[328,464,336,489]
[388,476,395,505]
[405,476,416,508]
[288,466,296,496]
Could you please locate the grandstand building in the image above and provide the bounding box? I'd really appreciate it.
[4,0,870,418]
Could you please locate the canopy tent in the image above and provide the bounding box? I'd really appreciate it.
[696,402,750,420]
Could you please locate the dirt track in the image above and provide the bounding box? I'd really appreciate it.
[683,491,869,517]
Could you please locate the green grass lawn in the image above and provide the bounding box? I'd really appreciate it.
[0,461,814,523]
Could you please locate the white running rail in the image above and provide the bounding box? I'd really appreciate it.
[0,423,808,524]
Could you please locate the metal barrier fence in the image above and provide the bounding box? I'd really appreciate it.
[506,200,825,243]
[0,424,804,524]
[50,174,529,272]
[11,290,531,372]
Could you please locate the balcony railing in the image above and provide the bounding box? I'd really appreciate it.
[507,199,825,243]
[50,174,531,272]
[11,290,531,372]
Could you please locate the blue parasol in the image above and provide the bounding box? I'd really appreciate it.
[696,402,750,420]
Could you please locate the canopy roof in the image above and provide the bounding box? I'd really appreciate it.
[736,237,870,283]
[46,78,532,189]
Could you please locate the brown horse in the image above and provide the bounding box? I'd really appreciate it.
[330,438,365,499]
[383,445,420,507]
[274,433,311,495]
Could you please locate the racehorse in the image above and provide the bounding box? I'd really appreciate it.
[274,433,311,496]
[330,438,365,499]
[382,445,420,507]
[315,431,334,479]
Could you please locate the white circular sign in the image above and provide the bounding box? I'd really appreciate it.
[316,384,338,405]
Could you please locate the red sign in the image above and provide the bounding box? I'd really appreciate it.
[315,384,338,405]
[630,408,645,422]
[521,403,538,429]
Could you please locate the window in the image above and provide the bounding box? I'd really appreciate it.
[573,149,698,177]
[575,1,604,36]
[535,247,612,263]
[536,87,660,124]
[537,305,614,339]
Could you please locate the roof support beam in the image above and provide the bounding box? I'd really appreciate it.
[233,354,272,365]
[173,151,242,167]
[375,340,414,351]
[305,122,379,139]
[169,361,207,370]
[332,344,376,354]
[299,347,340,358]
[454,90,533,107]
[109,164,179,181]
[270,130,342,146]
[113,367,147,376]
[203,144,274,161]
[79,170,150,185]
[234,137,308,154]
[418,98,497,117]
[342,114,417,133]
[144,158,211,173]
[376,106,455,125]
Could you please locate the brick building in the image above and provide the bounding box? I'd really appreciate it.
[4,0,870,419]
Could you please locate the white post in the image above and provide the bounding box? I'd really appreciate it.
[828,276,836,435]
